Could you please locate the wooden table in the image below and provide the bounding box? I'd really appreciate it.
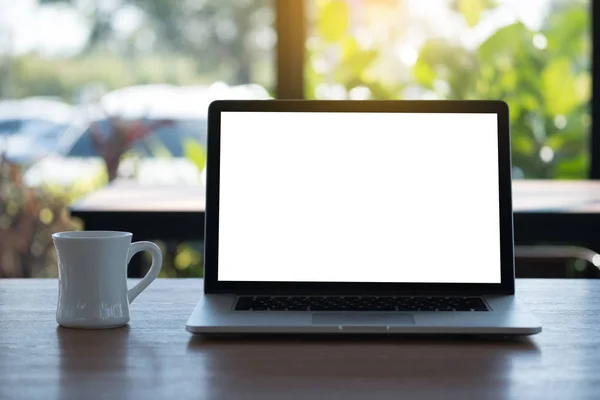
[1,278,599,400]
[70,181,205,242]
[69,180,600,246]
[513,180,600,245]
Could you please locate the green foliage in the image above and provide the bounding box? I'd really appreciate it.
[454,0,497,27]
[157,241,203,278]
[541,58,580,116]
[317,0,350,42]
[308,0,590,179]
[38,0,274,89]
[0,159,87,278]
[1,1,275,99]
[5,53,211,101]
[305,1,404,100]
[41,167,109,205]
[414,39,476,99]
[461,1,590,179]
[182,138,207,173]
[544,4,589,58]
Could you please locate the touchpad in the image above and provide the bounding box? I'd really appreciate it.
[312,312,415,325]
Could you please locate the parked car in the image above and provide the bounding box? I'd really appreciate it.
[0,97,78,165]
[60,82,271,158]
[22,83,271,188]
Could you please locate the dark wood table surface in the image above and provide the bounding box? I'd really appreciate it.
[1,278,599,400]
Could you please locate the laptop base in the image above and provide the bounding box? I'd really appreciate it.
[186,294,541,336]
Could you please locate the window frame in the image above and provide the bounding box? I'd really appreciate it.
[275,0,305,99]
[591,0,599,179]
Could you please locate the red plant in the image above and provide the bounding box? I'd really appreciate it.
[90,115,174,181]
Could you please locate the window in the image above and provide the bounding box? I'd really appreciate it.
[0,0,596,278]
[0,0,274,184]
[0,0,275,277]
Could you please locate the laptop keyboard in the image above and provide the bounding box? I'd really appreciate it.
[234,296,489,312]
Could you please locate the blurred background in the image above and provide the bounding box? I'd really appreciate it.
[0,0,591,278]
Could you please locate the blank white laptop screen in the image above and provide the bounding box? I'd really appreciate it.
[217,112,501,284]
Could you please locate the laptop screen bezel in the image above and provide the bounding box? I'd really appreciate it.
[204,100,514,296]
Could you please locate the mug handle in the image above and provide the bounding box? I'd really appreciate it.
[127,241,163,304]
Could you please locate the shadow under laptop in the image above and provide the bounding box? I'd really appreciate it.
[187,332,540,348]
[185,334,540,398]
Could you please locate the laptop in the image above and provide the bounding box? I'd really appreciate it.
[186,100,542,335]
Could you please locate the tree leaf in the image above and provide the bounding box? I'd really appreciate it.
[457,0,487,27]
[335,49,379,84]
[412,39,477,97]
[547,129,587,156]
[554,153,589,179]
[413,59,436,87]
[478,23,527,61]
[182,138,206,172]
[512,135,535,155]
[341,36,359,59]
[544,5,589,58]
[575,72,591,103]
[412,39,449,87]
[541,58,579,116]
[317,0,350,42]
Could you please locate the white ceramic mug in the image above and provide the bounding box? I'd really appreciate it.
[52,231,163,329]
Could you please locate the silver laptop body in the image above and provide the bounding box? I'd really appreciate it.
[186,100,541,336]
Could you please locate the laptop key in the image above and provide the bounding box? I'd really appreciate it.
[286,306,309,311]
